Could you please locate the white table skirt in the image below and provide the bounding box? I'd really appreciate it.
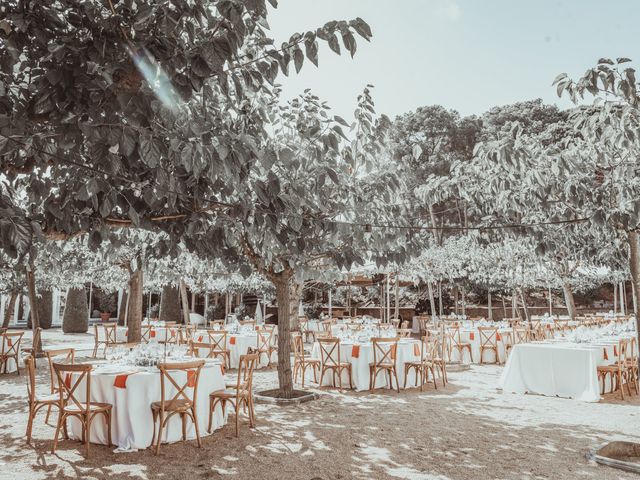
[499,343,602,402]
[68,362,226,450]
[449,328,512,364]
[311,340,422,391]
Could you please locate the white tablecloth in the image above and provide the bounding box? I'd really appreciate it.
[499,343,602,402]
[68,361,226,450]
[311,340,422,391]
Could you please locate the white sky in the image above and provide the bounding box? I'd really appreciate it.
[267,0,640,120]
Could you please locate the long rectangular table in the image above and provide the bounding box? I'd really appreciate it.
[499,342,603,402]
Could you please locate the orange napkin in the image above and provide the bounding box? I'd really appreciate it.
[352,345,360,358]
[114,374,130,389]
[614,345,618,357]
[7,339,12,347]
[255,326,260,331]
[150,330,156,338]
[469,332,475,341]
[496,333,502,341]
[125,329,128,336]
[220,365,225,375]
[413,344,420,356]
[603,348,609,361]
[391,344,397,360]
[170,329,177,338]
[187,370,196,388]
[229,336,236,345]
[198,335,203,342]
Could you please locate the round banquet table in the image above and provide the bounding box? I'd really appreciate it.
[194,331,276,369]
[311,339,422,391]
[66,360,226,451]
[448,328,512,364]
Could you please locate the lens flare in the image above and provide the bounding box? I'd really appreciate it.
[127,46,181,111]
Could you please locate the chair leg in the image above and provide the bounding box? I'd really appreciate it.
[26,406,34,444]
[181,413,187,441]
[151,410,158,445]
[92,343,98,358]
[319,367,326,389]
[301,364,306,389]
[192,408,202,448]
[235,404,240,437]
[106,411,112,447]
[52,413,63,454]
[393,368,400,393]
[85,415,92,458]
[44,404,52,426]
[155,414,164,455]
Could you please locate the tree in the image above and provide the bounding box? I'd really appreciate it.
[62,287,89,333]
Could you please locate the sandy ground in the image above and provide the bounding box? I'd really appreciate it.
[0,329,638,480]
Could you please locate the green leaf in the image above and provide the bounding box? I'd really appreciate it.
[293,47,304,73]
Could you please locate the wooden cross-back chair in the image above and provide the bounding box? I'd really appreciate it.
[597,339,634,400]
[178,325,197,345]
[204,331,231,367]
[256,328,277,367]
[151,359,205,455]
[403,336,438,391]
[52,362,113,457]
[369,337,400,392]
[163,321,177,327]
[317,338,352,390]
[513,326,531,344]
[44,348,75,425]
[0,331,23,374]
[239,319,256,328]
[446,326,472,363]
[24,355,62,444]
[478,327,500,364]
[292,333,319,388]
[92,323,119,358]
[299,317,316,343]
[209,350,259,437]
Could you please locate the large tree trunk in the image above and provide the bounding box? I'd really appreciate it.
[25,259,42,354]
[562,282,576,320]
[427,282,437,319]
[487,291,493,321]
[118,290,128,326]
[288,278,303,330]
[126,269,143,342]
[62,287,89,333]
[273,271,294,398]
[37,289,53,329]
[179,280,190,324]
[519,287,530,322]
[627,230,640,350]
[159,285,180,322]
[2,290,18,328]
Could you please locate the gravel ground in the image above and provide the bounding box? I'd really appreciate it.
[0,329,638,480]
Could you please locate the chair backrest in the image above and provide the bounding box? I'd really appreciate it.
[398,328,412,338]
[372,337,399,366]
[210,320,225,329]
[391,318,400,328]
[24,355,37,404]
[446,326,462,347]
[257,328,274,351]
[31,327,42,351]
[164,321,177,327]
[103,323,118,344]
[141,325,153,343]
[317,338,342,366]
[234,351,259,395]
[478,327,498,348]
[1,331,23,357]
[400,320,410,330]
[207,331,228,351]
[617,338,629,365]
[45,348,75,393]
[179,325,196,344]
[156,360,205,410]
[291,333,305,361]
[189,341,215,358]
[299,318,310,332]
[320,320,332,332]
[513,327,530,344]
[53,362,93,413]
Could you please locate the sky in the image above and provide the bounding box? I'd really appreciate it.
[267,0,640,120]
